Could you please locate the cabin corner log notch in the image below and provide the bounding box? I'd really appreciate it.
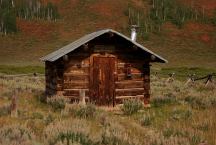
[41,29,167,106]
[143,64,150,105]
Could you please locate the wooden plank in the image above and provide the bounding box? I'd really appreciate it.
[64,89,89,91]
[63,82,89,89]
[94,45,116,53]
[66,58,90,65]
[63,89,89,96]
[64,65,89,69]
[57,79,63,84]
[64,96,79,99]
[64,73,88,76]
[116,88,144,91]
[65,69,88,74]
[116,95,144,99]
[115,80,143,89]
[46,88,56,95]
[93,47,136,53]
[46,87,55,92]
[68,53,90,57]
[64,73,89,81]
[57,91,64,95]
[143,64,150,104]
[46,84,56,90]
[65,96,90,99]
[117,62,144,68]
[115,88,144,96]
[65,60,89,67]
[91,56,116,106]
[117,67,142,74]
[117,56,149,63]
[117,73,144,81]
[64,96,90,101]
[56,86,63,91]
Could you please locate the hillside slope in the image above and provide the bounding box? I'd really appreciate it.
[0,0,215,68]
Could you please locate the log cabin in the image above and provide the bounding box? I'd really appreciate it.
[40,28,167,107]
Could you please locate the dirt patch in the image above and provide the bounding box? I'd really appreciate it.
[162,21,214,45]
[86,0,128,31]
[200,33,212,43]
[184,22,214,32]
[88,0,126,18]
[184,22,214,44]
[17,19,56,40]
[58,0,78,15]
[162,22,183,39]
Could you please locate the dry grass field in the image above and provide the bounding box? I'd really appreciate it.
[0,74,215,145]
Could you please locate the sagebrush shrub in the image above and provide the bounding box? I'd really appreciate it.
[163,128,175,138]
[31,112,44,119]
[75,103,96,119]
[152,95,177,107]
[47,95,67,111]
[56,132,96,145]
[0,124,36,145]
[43,119,93,145]
[121,99,143,115]
[190,134,202,145]
[0,104,11,117]
[139,113,154,126]
[196,122,209,132]
[170,109,192,121]
[44,118,136,145]
[44,114,55,125]
[185,96,212,109]
[162,127,188,139]
[100,120,135,145]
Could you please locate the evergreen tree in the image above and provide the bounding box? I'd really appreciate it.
[0,0,60,35]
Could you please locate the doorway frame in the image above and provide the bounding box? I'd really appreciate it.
[89,54,117,106]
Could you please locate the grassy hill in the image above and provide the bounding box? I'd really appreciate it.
[0,0,215,71]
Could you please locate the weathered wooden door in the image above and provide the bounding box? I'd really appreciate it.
[91,57,115,106]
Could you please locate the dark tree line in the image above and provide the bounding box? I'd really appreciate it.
[211,10,216,26]
[0,0,17,35]
[127,0,214,40]
[0,0,59,35]
[15,0,59,21]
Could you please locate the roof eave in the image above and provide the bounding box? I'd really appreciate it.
[40,29,168,63]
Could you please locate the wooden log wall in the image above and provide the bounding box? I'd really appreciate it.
[62,52,90,100]
[45,60,64,96]
[91,43,149,102]
[115,57,147,102]
[92,43,149,102]
[45,61,57,96]
[143,64,150,104]
[46,39,151,104]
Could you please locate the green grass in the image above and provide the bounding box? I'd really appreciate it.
[159,67,216,77]
[0,64,215,80]
[0,65,44,74]
[152,67,216,81]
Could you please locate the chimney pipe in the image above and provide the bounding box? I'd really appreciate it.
[131,25,138,42]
